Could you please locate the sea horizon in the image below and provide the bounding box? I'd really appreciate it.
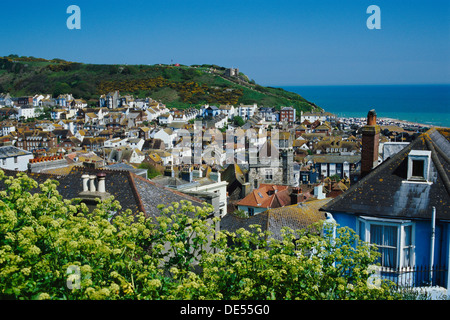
[278,84,450,128]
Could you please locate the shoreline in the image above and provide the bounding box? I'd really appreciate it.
[336,115,445,129]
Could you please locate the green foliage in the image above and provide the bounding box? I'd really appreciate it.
[53,82,71,97]
[137,162,162,179]
[329,174,342,182]
[0,171,402,300]
[232,209,249,219]
[0,55,316,112]
[233,115,245,127]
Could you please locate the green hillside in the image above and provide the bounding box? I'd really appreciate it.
[0,55,321,113]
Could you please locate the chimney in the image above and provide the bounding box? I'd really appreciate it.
[89,175,97,192]
[290,187,302,204]
[181,165,193,182]
[361,109,380,177]
[82,174,90,192]
[241,182,251,198]
[164,165,174,177]
[210,168,221,182]
[314,184,326,200]
[192,165,202,179]
[97,172,106,193]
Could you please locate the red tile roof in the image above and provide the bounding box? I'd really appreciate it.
[237,184,290,209]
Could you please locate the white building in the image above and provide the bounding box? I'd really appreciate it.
[158,113,173,125]
[127,138,145,151]
[153,128,177,149]
[2,123,16,137]
[180,169,228,217]
[129,149,145,164]
[17,106,37,120]
[219,105,236,120]
[238,104,258,120]
[0,146,34,171]
[104,137,128,148]
[301,111,336,123]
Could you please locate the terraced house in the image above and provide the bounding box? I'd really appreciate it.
[16,130,57,152]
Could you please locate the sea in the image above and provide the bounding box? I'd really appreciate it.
[280,84,450,128]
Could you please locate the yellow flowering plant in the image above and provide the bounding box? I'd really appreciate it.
[0,171,401,300]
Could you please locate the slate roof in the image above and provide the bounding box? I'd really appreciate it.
[131,174,206,219]
[221,164,246,186]
[0,146,32,159]
[0,166,207,220]
[221,198,330,240]
[305,154,361,164]
[321,128,450,220]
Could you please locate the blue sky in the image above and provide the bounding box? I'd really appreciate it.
[1,0,449,85]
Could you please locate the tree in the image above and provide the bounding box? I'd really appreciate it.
[137,162,162,179]
[233,115,245,127]
[0,171,403,300]
[53,82,71,97]
[0,171,214,300]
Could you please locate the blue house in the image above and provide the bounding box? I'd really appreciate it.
[300,163,319,184]
[321,124,450,290]
[202,105,220,118]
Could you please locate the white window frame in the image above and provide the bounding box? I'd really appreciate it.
[357,216,415,270]
[407,150,431,182]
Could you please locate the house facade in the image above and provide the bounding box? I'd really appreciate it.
[0,146,34,171]
[280,107,296,123]
[16,131,57,152]
[321,115,450,290]
[305,154,361,180]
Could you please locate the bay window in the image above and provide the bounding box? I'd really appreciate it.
[358,216,414,269]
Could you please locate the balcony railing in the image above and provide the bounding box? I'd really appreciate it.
[376,265,448,288]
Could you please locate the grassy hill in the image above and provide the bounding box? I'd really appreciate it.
[0,55,321,114]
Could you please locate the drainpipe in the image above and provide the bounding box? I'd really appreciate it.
[325,212,337,240]
[324,212,337,268]
[430,206,436,286]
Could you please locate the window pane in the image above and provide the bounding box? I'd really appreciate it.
[370,225,383,245]
[359,221,365,241]
[412,160,424,177]
[384,226,397,247]
[403,226,411,246]
[384,248,397,268]
[403,248,411,267]
[370,224,398,269]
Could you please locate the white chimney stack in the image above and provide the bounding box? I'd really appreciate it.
[89,175,97,192]
[314,184,326,200]
[82,174,90,192]
[97,172,106,193]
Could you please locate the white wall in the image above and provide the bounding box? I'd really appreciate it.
[0,153,34,171]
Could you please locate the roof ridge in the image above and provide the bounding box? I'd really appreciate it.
[320,136,415,212]
[126,171,146,215]
[429,131,450,164]
[132,173,206,204]
[425,135,450,196]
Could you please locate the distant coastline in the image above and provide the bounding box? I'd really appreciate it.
[280,84,450,128]
[338,115,440,131]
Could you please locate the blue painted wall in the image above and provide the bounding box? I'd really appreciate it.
[330,211,449,269]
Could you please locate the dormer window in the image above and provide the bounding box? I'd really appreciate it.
[407,150,431,182]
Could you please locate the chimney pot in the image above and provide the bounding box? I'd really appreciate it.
[367,109,377,126]
[89,175,97,192]
[361,109,380,177]
[82,174,90,192]
[97,172,106,193]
